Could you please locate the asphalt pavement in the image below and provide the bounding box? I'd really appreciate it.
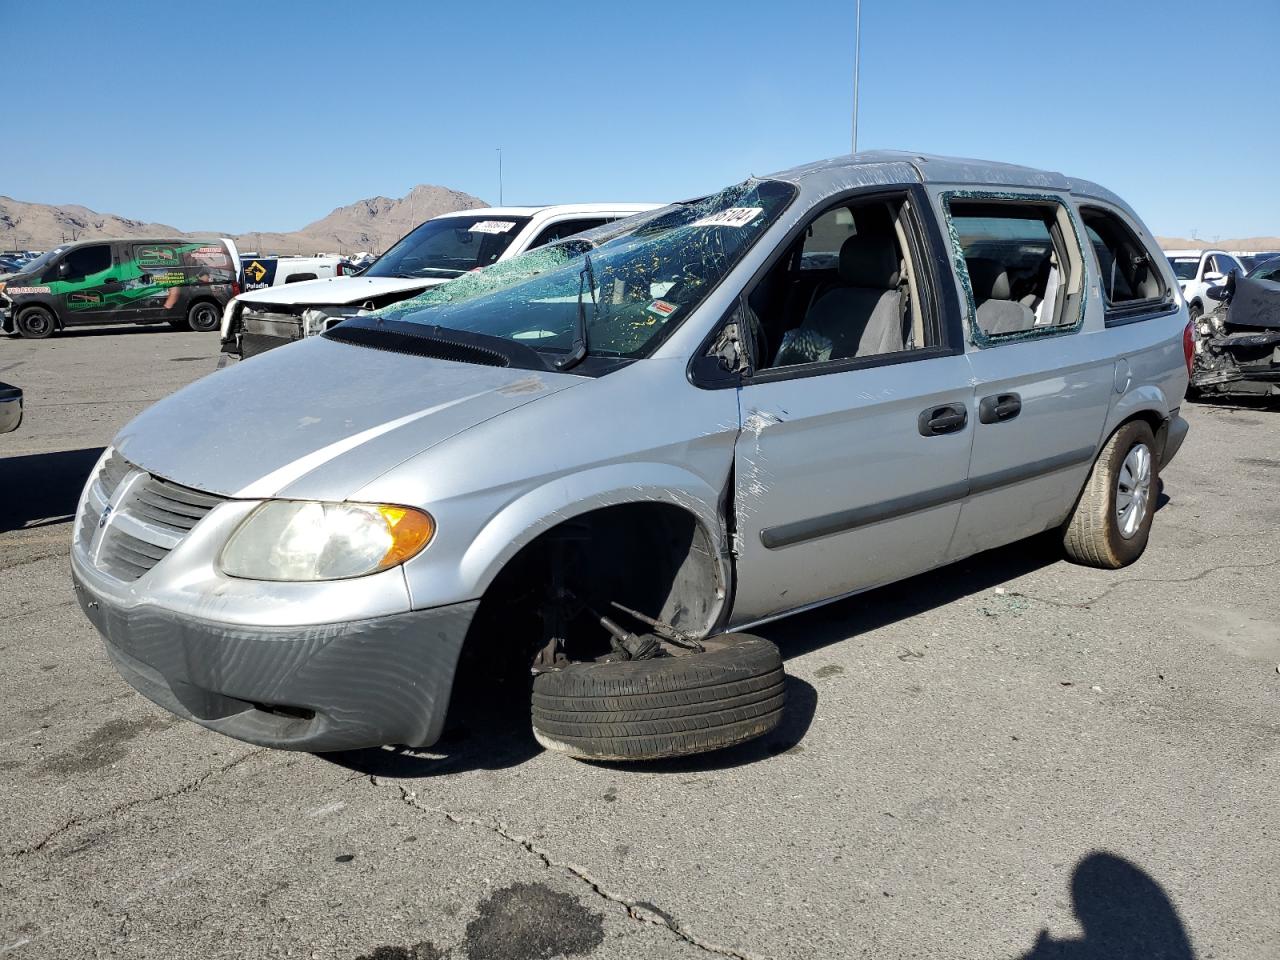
[1,327,1277,960]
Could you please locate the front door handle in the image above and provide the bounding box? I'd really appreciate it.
[918,403,968,437]
[978,392,1022,424]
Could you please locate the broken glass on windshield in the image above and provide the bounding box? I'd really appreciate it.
[345,179,797,363]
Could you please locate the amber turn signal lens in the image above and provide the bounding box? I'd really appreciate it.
[376,505,436,569]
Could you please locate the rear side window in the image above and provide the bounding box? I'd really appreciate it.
[944,195,1086,344]
[1078,206,1169,321]
[526,217,613,249]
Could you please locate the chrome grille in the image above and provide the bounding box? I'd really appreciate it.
[78,451,130,545]
[80,453,227,582]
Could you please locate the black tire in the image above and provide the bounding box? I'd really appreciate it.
[1188,301,1203,324]
[531,634,785,761]
[186,301,221,332]
[15,305,56,339]
[1062,420,1159,569]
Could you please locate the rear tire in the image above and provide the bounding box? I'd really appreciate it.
[531,634,785,761]
[15,306,56,339]
[1062,420,1158,569]
[186,301,220,332]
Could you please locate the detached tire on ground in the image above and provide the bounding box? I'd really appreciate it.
[1062,419,1159,569]
[531,634,785,761]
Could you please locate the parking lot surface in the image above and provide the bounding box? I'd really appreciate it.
[2,328,1277,960]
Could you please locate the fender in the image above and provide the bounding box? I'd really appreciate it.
[456,461,732,610]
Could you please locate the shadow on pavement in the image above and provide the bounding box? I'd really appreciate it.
[757,531,1067,661]
[1017,852,1196,959]
[330,533,1084,778]
[0,446,104,533]
[3,325,181,340]
[321,673,543,779]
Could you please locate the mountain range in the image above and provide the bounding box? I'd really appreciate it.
[1,188,1275,257]
[0,185,489,256]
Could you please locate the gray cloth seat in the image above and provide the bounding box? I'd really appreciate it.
[966,256,1035,335]
[792,232,904,360]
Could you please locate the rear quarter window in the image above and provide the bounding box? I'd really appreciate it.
[1077,206,1171,323]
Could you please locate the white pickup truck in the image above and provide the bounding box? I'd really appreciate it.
[238,254,348,292]
[220,203,659,360]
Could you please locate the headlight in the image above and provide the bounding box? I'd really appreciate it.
[220,501,435,581]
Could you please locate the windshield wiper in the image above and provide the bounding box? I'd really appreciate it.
[556,249,595,371]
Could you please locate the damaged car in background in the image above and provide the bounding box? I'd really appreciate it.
[1188,259,1280,399]
[219,203,658,362]
[73,152,1190,764]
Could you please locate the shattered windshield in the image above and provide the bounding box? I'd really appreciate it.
[1169,257,1199,280]
[347,179,795,362]
[365,215,533,279]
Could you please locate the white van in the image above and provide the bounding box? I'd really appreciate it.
[220,203,659,360]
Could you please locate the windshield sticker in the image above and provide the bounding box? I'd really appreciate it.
[468,220,517,235]
[690,207,764,229]
[647,299,678,319]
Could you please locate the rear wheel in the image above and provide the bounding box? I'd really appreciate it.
[185,301,220,332]
[15,306,56,339]
[531,634,785,761]
[1062,420,1158,569]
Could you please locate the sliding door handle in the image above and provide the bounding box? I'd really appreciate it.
[979,392,1022,424]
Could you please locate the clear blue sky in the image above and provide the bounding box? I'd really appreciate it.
[6,0,1277,239]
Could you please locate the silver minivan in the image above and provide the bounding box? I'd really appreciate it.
[72,152,1192,762]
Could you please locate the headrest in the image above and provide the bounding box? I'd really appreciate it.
[966,257,1012,300]
[839,232,900,289]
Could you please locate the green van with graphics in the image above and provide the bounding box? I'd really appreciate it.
[0,237,240,339]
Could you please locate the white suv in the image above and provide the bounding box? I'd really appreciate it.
[220,203,659,360]
[1165,248,1246,321]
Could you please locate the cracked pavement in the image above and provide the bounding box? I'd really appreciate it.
[2,329,1278,959]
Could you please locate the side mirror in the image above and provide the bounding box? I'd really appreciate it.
[1203,271,1225,284]
[1205,284,1228,301]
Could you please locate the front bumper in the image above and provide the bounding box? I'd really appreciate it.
[73,565,477,752]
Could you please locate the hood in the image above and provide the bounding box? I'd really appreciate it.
[1224,275,1280,330]
[114,335,579,500]
[236,275,448,307]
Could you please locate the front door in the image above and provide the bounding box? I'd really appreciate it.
[729,355,976,625]
[53,243,117,325]
[723,190,975,627]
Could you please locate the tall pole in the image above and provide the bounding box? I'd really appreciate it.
[497,148,504,206]
[852,0,862,154]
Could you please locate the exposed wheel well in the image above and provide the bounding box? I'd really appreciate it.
[461,502,726,676]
